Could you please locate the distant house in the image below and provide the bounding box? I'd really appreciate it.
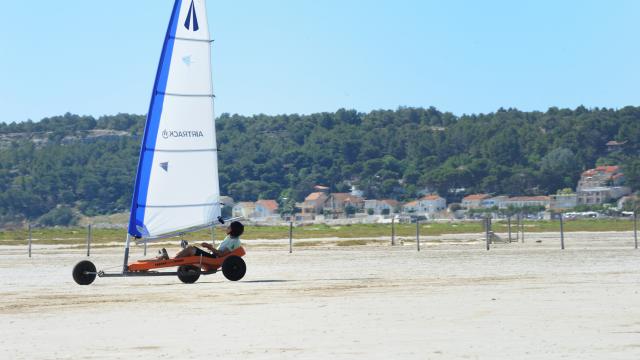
[254,200,279,220]
[324,193,365,216]
[402,200,420,214]
[402,195,446,216]
[577,166,630,204]
[482,196,508,209]
[232,202,256,219]
[462,194,491,209]
[417,195,446,214]
[578,166,625,190]
[365,199,399,215]
[577,187,631,205]
[297,192,329,216]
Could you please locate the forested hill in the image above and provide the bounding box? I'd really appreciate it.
[1,107,639,226]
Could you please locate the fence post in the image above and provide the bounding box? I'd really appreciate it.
[389,216,394,246]
[28,223,32,258]
[560,212,565,250]
[86,224,92,257]
[634,210,638,250]
[289,220,293,253]
[416,219,420,252]
[507,216,512,242]
[485,217,490,251]
[520,214,525,243]
[211,225,216,247]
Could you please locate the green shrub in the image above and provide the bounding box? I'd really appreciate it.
[37,207,78,227]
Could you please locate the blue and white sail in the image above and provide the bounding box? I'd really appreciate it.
[128,0,219,239]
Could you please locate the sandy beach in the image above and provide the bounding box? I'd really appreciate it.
[1,232,640,359]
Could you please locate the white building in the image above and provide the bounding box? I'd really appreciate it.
[418,195,446,214]
[232,202,256,219]
[254,200,279,220]
[577,187,631,205]
[482,196,508,209]
[403,195,446,216]
[462,194,491,209]
[365,199,399,215]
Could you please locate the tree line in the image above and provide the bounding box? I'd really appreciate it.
[0,106,638,226]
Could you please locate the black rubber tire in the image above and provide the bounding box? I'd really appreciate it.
[222,256,246,281]
[177,265,201,284]
[72,260,97,285]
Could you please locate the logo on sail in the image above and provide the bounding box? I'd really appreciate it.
[160,162,169,172]
[184,0,200,32]
[162,129,204,139]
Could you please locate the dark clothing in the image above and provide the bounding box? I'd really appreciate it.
[194,247,217,258]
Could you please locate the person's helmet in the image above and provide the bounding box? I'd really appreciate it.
[229,221,244,237]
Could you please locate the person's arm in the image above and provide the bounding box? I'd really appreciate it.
[201,242,215,251]
[201,242,227,256]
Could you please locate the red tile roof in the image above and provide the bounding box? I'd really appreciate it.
[331,193,364,203]
[256,200,279,212]
[595,165,619,173]
[463,194,490,201]
[381,199,400,207]
[305,192,326,201]
[582,165,620,177]
[420,194,443,201]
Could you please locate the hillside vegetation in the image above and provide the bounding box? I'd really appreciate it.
[0,106,639,226]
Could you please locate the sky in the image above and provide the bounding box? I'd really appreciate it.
[1,0,639,123]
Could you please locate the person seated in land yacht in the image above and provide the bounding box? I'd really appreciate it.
[156,221,244,260]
